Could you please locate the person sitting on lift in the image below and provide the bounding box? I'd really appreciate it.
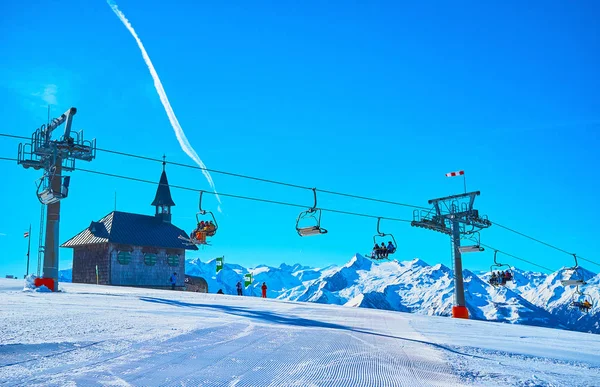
[386,241,395,255]
[205,221,216,236]
[372,243,380,259]
[380,243,387,258]
[496,271,504,285]
[490,272,497,285]
[190,221,207,244]
[582,299,592,309]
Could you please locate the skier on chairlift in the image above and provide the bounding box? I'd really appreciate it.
[380,243,387,258]
[190,221,207,244]
[372,243,381,259]
[386,241,395,255]
[205,221,216,236]
[490,272,497,286]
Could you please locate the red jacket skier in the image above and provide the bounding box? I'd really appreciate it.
[261,282,267,298]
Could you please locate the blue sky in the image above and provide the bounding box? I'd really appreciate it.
[1,0,599,278]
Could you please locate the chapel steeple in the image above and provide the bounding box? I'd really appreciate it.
[151,155,175,223]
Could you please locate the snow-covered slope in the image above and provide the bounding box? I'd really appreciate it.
[57,254,597,334]
[1,278,599,386]
[183,254,598,334]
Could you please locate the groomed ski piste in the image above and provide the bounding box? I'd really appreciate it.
[1,278,598,387]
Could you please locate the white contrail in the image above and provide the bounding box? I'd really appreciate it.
[107,0,222,212]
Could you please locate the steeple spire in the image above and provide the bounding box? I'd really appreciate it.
[151,158,175,223]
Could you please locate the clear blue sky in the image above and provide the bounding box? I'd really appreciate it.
[1,0,599,278]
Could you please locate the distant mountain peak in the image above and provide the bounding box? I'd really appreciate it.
[177,254,600,335]
[345,254,373,270]
[405,258,429,268]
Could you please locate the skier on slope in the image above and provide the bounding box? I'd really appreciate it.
[261,282,268,298]
[236,281,243,296]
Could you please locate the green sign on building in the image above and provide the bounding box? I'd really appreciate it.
[244,273,252,288]
[216,257,224,273]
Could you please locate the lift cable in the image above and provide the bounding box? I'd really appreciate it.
[2,150,572,274]
[94,147,430,210]
[74,166,414,223]
[480,243,558,273]
[3,133,599,267]
[0,133,429,210]
[0,134,29,140]
[492,222,600,268]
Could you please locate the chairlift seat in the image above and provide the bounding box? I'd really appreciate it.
[561,279,587,286]
[571,301,592,312]
[38,189,64,205]
[37,176,70,205]
[298,226,327,237]
[459,245,484,253]
[366,254,387,260]
[38,187,68,205]
[178,235,210,246]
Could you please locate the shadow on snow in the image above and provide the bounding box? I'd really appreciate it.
[139,296,489,360]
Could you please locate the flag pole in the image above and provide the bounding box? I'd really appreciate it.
[463,173,467,194]
[26,224,31,277]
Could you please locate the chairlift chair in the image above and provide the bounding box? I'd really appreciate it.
[366,218,397,260]
[459,245,485,253]
[489,250,514,287]
[181,191,218,246]
[560,254,587,286]
[296,188,328,237]
[570,285,593,313]
[36,171,70,205]
[459,232,485,254]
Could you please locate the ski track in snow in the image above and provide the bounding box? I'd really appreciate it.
[1,279,599,386]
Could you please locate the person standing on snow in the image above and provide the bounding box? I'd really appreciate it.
[170,272,177,290]
[236,281,243,296]
[261,282,267,298]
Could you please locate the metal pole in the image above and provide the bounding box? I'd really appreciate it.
[463,174,467,194]
[43,159,62,291]
[451,218,468,318]
[26,224,31,277]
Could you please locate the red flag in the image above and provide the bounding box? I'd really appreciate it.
[445,170,464,177]
[24,231,29,238]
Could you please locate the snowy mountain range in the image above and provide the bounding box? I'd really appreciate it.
[59,254,599,334]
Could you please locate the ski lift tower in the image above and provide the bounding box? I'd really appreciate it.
[411,191,491,319]
[17,107,96,291]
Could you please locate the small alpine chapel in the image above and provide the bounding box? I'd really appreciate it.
[61,161,197,288]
